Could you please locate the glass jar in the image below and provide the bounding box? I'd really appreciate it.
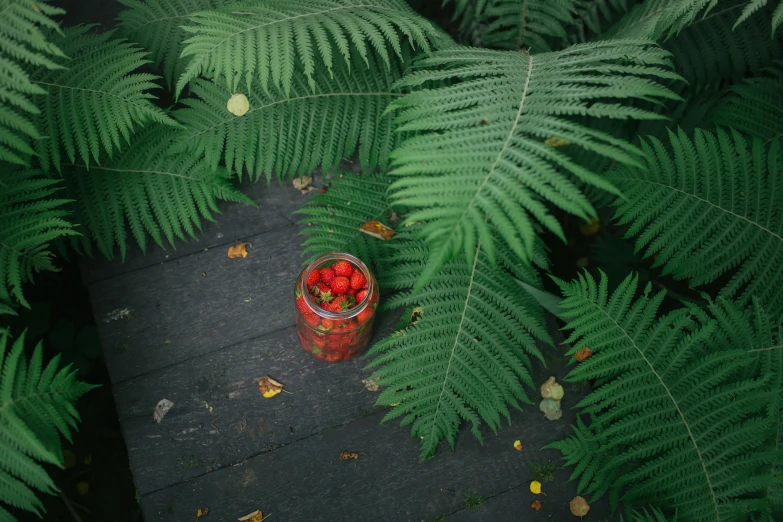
[295,252,378,362]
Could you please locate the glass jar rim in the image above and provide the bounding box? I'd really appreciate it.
[300,252,374,320]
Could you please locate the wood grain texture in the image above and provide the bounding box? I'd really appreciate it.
[113,313,400,494]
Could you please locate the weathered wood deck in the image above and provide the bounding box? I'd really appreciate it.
[84,181,618,521]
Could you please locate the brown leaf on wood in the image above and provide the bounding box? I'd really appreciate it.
[258,376,283,398]
[574,346,593,362]
[531,499,542,511]
[228,242,248,258]
[237,510,263,522]
[358,220,395,240]
[362,378,380,392]
[570,496,590,517]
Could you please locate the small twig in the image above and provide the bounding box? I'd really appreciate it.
[59,492,83,522]
[211,416,221,434]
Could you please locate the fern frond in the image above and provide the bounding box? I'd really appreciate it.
[0,170,77,309]
[607,127,783,318]
[0,0,65,166]
[622,506,677,522]
[0,304,16,316]
[171,50,403,182]
[387,41,680,289]
[710,63,783,141]
[175,0,438,97]
[367,229,551,460]
[294,172,392,265]
[62,124,252,260]
[571,0,633,42]
[0,330,96,517]
[117,0,223,88]
[608,0,782,40]
[29,26,176,172]
[548,271,779,521]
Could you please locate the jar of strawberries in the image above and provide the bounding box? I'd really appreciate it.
[295,252,378,362]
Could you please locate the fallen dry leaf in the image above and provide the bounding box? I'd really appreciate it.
[196,508,210,520]
[570,496,590,517]
[545,136,569,147]
[513,440,523,451]
[258,376,284,398]
[530,480,542,494]
[292,176,316,195]
[539,398,562,421]
[358,220,395,240]
[226,93,250,116]
[579,217,600,237]
[362,378,380,392]
[540,377,564,400]
[237,510,263,522]
[575,346,593,362]
[228,242,249,258]
[339,451,360,461]
[153,398,174,423]
[531,499,542,511]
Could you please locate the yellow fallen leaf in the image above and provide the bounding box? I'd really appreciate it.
[579,217,600,237]
[570,496,590,517]
[513,440,523,451]
[358,220,395,240]
[545,136,569,147]
[258,376,283,398]
[540,376,564,400]
[196,508,210,520]
[237,510,264,522]
[530,480,542,494]
[226,93,250,116]
[228,242,249,258]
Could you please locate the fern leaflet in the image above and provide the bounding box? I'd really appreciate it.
[117,0,224,89]
[28,26,176,172]
[548,271,780,521]
[387,41,680,289]
[622,506,678,522]
[294,172,392,265]
[0,329,96,518]
[0,170,77,309]
[0,0,65,166]
[607,127,783,318]
[175,0,438,97]
[172,50,402,182]
[367,229,551,460]
[62,124,252,260]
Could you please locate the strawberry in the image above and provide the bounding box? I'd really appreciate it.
[350,271,367,290]
[303,312,320,327]
[348,288,358,296]
[317,281,331,293]
[306,269,321,286]
[321,318,334,330]
[356,289,368,303]
[356,307,373,325]
[296,295,312,315]
[331,276,350,295]
[319,267,336,284]
[331,295,352,311]
[332,260,354,277]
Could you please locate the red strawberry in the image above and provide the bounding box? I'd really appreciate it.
[296,295,311,315]
[303,312,320,326]
[331,276,350,295]
[356,289,368,303]
[318,281,331,293]
[350,271,366,290]
[320,267,336,284]
[356,307,373,325]
[331,295,351,311]
[332,260,354,277]
[306,269,321,286]
[348,288,358,296]
[321,318,334,330]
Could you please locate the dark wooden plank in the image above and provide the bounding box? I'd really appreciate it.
[79,182,306,285]
[113,312,400,495]
[89,225,304,383]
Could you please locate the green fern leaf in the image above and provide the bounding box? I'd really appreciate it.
[28,26,176,172]
[621,506,678,522]
[0,0,65,166]
[710,63,783,141]
[0,170,77,309]
[117,0,223,88]
[175,0,438,97]
[294,172,392,265]
[172,51,402,182]
[61,124,252,260]
[367,229,551,460]
[548,271,779,521]
[607,127,783,318]
[0,329,96,517]
[735,0,783,33]
[570,0,633,42]
[387,42,680,289]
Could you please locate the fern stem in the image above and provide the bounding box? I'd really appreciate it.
[583,297,721,521]
[65,164,207,182]
[427,239,483,447]
[31,81,161,114]
[749,344,783,351]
